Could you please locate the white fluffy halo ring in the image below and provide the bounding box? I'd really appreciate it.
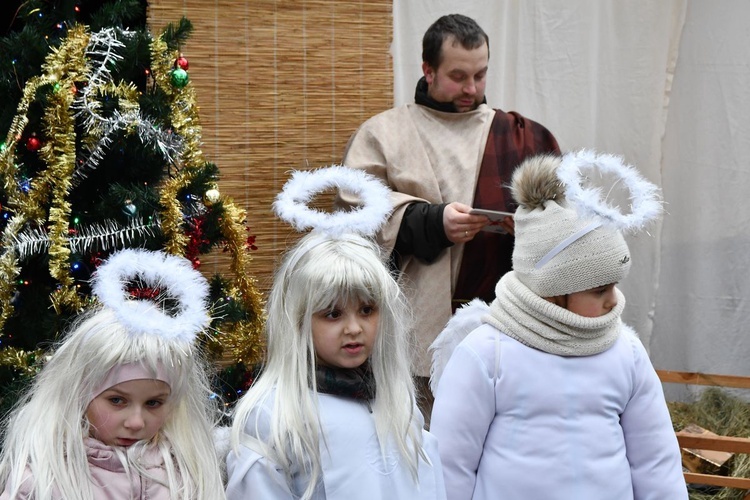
[557,149,663,232]
[91,249,210,343]
[273,165,392,237]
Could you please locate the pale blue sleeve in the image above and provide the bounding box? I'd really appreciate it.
[621,336,688,500]
[226,402,297,499]
[420,429,449,500]
[225,440,294,499]
[430,337,496,500]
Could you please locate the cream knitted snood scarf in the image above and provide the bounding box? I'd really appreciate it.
[486,272,625,357]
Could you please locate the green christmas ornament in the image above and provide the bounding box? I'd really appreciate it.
[170,68,189,88]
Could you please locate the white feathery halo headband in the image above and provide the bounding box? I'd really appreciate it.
[534,149,663,269]
[91,248,211,343]
[273,165,392,238]
[557,149,663,232]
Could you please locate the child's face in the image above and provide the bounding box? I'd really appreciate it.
[312,298,379,369]
[562,283,619,318]
[86,379,171,447]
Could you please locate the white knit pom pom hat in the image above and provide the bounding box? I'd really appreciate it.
[510,150,662,297]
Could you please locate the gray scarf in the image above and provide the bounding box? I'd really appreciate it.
[485,272,624,356]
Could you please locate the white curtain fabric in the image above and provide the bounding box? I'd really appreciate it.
[393,0,750,398]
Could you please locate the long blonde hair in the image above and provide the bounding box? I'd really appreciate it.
[231,232,425,499]
[0,307,226,500]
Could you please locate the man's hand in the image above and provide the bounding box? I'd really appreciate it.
[443,202,491,243]
[496,216,514,236]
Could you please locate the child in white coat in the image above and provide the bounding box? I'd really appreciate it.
[429,151,687,500]
[0,249,226,500]
[226,166,446,500]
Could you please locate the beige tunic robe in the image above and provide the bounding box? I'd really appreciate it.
[342,103,495,376]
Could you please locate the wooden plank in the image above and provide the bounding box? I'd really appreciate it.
[684,472,750,489]
[676,433,750,454]
[658,369,750,493]
[657,370,750,389]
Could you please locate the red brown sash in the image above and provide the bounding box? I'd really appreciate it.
[452,110,560,309]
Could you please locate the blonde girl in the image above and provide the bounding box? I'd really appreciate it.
[227,167,445,499]
[0,249,226,499]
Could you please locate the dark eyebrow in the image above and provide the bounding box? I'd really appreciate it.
[448,66,488,77]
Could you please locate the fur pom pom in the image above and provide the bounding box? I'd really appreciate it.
[510,154,565,210]
[429,299,489,394]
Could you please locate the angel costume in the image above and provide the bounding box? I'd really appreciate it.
[226,391,446,499]
[429,278,687,500]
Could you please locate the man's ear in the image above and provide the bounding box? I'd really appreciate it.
[422,61,435,84]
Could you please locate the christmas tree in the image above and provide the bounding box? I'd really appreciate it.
[0,0,264,411]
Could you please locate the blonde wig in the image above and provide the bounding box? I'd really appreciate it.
[231,232,426,499]
[0,307,226,499]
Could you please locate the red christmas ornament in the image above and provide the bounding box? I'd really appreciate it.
[26,135,42,152]
[175,55,189,71]
[185,215,210,268]
[246,234,258,251]
[128,287,162,300]
[90,252,104,267]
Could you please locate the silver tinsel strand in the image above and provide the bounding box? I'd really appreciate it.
[72,28,183,183]
[11,217,162,260]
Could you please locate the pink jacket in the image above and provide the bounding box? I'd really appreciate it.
[1,438,173,499]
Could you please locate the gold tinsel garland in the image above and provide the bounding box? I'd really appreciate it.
[34,25,95,313]
[0,73,53,329]
[43,73,84,313]
[151,35,201,255]
[217,202,265,364]
[0,25,92,330]
[0,347,45,376]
